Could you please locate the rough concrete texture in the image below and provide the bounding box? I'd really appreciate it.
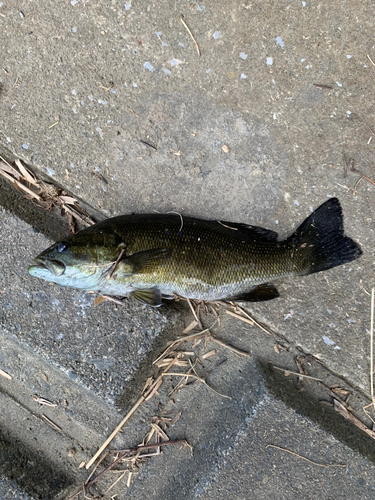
[0,0,375,498]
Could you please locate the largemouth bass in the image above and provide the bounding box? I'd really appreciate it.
[29,198,362,307]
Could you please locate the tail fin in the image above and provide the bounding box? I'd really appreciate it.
[287,198,362,275]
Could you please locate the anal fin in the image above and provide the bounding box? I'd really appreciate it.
[229,283,279,302]
[130,287,163,307]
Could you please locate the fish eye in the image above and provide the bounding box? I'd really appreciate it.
[57,242,69,253]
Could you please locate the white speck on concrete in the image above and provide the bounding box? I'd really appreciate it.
[22,144,29,150]
[6,137,11,143]
[144,61,154,72]
[346,110,351,115]
[267,57,273,65]
[327,309,332,315]
[197,4,204,10]
[334,346,341,350]
[323,336,335,346]
[346,55,352,59]
[358,365,361,369]
[163,68,171,75]
[46,167,55,176]
[169,59,178,66]
[88,95,94,101]
[98,100,107,105]
[179,42,184,47]
[276,37,284,47]
[132,82,138,88]
[72,109,77,114]
[275,220,279,225]
[71,89,77,95]
[206,69,211,73]
[336,82,342,87]
[72,27,77,33]
[241,73,247,79]
[71,0,78,5]
[162,42,168,46]
[294,200,299,206]
[155,31,162,36]
[213,31,220,39]
[328,323,334,327]
[301,58,305,62]
[147,5,150,11]
[305,65,310,69]
[240,52,248,60]
[347,318,356,323]
[302,1,306,5]
[96,127,104,138]
[124,3,131,10]
[284,310,293,321]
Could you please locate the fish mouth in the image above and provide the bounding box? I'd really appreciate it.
[29,257,66,277]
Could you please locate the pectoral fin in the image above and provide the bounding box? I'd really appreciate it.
[127,248,171,274]
[130,287,163,307]
[229,283,279,302]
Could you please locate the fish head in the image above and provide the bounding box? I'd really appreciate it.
[28,231,126,290]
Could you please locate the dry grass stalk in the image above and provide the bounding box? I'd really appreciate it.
[272,365,322,382]
[0,156,94,233]
[334,399,375,440]
[0,368,12,380]
[266,444,345,468]
[180,16,200,56]
[371,288,375,407]
[225,310,254,325]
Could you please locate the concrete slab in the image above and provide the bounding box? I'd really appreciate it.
[1,0,375,497]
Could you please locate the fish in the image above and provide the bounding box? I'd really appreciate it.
[28,198,362,307]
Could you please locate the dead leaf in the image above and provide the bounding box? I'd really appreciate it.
[15,159,38,185]
[94,295,107,307]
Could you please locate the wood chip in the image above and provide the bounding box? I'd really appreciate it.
[202,350,216,359]
[183,320,198,334]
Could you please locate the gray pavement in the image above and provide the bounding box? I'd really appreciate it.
[1,0,375,498]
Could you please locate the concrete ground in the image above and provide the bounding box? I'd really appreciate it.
[0,0,375,498]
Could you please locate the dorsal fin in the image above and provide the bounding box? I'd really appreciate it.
[217,221,278,242]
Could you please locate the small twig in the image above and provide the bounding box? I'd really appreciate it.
[225,310,254,326]
[186,298,202,329]
[140,140,157,150]
[41,415,62,433]
[166,211,184,233]
[272,365,322,382]
[313,83,333,90]
[209,335,250,357]
[180,15,200,56]
[48,121,59,129]
[351,166,375,187]
[108,248,125,279]
[367,55,375,67]
[353,175,365,195]
[266,444,345,468]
